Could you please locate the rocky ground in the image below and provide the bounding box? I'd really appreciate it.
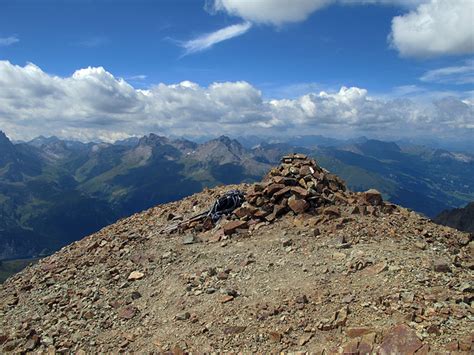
[0,155,473,353]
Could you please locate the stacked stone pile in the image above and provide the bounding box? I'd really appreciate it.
[244,153,347,219]
[184,154,397,237]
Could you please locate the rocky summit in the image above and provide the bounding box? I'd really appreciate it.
[0,154,472,353]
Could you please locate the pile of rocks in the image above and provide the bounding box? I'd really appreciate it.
[185,154,396,237]
[244,154,347,219]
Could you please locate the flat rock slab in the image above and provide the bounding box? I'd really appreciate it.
[379,324,423,355]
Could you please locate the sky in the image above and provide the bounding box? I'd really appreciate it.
[0,0,473,143]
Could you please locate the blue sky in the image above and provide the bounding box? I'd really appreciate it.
[0,0,472,142]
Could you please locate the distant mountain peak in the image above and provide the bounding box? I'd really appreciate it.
[138,133,170,147]
[0,130,12,145]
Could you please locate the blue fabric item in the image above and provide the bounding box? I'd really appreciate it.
[207,190,245,223]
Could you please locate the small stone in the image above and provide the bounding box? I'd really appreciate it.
[131,291,142,300]
[220,295,234,303]
[295,295,309,304]
[128,271,144,281]
[298,333,313,346]
[182,235,196,245]
[288,196,309,214]
[269,331,282,342]
[362,189,383,206]
[291,186,310,198]
[118,306,138,320]
[282,238,293,247]
[323,206,341,218]
[313,228,320,237]
[433,259,451,273]
[175,312,190,321]
[223,220,248,235]
[25,335,40,350]
[217,271,229,280]
[415,241,426,250]
[223,326,246,335]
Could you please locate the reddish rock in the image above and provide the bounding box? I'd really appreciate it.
[253,209,270,219]
[223,220,248,235]
[220,295,234,303]
[118,306,138,320]
[358,336,374,354]
[223,326,246,335]
[346,327,376,338]
[323,206,341,218]
[272,204,287,218]
[288,197,309,214]
[264,183,286,196]
[291,186,310,198]
[415,344,430,354]
[433,259,451,273]
[273,186,292,199]
[445,341,459,351]
[233,206,257,218]
[362,189,383,206]
[209,229,224,243]
[342,338,359,354]
[459,337,472,351]
[268,331,282,343]
[299,165,314,177]
[379,324,423,355]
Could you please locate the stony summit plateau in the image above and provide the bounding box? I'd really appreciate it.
[0,155,472,353]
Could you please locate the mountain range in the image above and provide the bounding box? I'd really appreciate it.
[0,130,473,260]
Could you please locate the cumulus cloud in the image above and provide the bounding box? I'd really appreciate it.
[180,22,252,55]
[420,60,474,85]
[210,0,423,26]
[211,0,330,26]
[389,0,474,57]
[0,35,19,47]
[0,60,472,141]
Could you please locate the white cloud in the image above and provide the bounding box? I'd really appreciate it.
[210,0,424,26]
[0,60,472,141]
[0,36,19,47]
[208,0,473,58]
[181,22,252,55]
[390,0,474,57]
[420,60,474,84]
[211,0,331,26]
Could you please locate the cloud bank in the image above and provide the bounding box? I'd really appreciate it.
[0,61,472,141]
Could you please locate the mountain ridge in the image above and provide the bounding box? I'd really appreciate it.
[435,202,474,233]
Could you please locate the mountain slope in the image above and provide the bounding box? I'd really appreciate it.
[0,155,471,353]
[434,202,474,233]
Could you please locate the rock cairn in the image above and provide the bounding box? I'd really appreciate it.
[244,153,347,220]
[182,154,396,237]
